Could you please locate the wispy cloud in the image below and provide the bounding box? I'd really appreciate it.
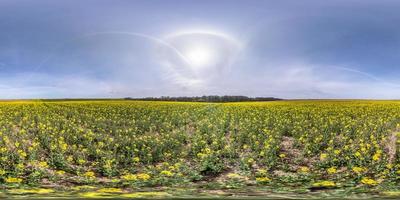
[1,0,400,98]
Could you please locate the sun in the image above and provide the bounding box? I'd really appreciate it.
[160,29,242,86]
[184,45,214,69]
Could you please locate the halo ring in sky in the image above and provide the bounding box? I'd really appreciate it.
[160,29,242,88]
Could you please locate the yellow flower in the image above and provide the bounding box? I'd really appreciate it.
[83,171,95,179]
[66,156,73,162]
[111,179,120,183]
[256,177,271,183]
[133,157,140,163]
[279,153,286,158]
[197,152,206,159]
[0,147,7,153]
[360,177,378,186]
[352,166,365,174]
[78,159,86,165]
[121,173,137,181]
[96,188,123,193]
[372,153,380,161]
[160,170,174,177]
[312,181,336,187]
[227,173,242,179]
[320,153,328,161]
[10,188,54,194]
[38,161,48,168]
[16,163,24,170]
[60,143,68,151]
[257,169,267,176]
[137,173,151,181]
[5,177,23,184]
[299,166,310,173]
[327,167,337,174]
[56,170,65,176]
[17,150,27,158]
[202,147,211,154]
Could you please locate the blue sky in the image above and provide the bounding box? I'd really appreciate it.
[1,0,400,99]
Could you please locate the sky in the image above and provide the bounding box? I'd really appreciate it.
[1,0,400,99]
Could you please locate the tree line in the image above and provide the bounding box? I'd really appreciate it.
[125,96,282,102]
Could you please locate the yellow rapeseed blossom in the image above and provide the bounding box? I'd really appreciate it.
[299,166,310,173]
[96,188,123,193]
[352,166,365,174]
[247,158,255,164]
[197,152,207,159]
[66,156,73,162]
[372,153,381,161]
[320,153,328,161]
[121,173,137,181]
[327,167,337,174]
[0,147,7,153]
[5,177,23,184]
[0,100,399,189]
[133,157,140,163]
[56,170,65,176]
[257,169,267,176]
[38,161,48,168]
[312,181,336,187]
[227,173,242,179]
[160,170,174,177]
[137,173,151,181]
[360,177,378,186]
[386,164,393,169]
[17,150,27,158]
[16,163,24,170]
[256,177,271,183]
[83,171,95,179]
[78,159,86,165]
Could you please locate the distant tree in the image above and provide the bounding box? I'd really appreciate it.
[126,95,282,102]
